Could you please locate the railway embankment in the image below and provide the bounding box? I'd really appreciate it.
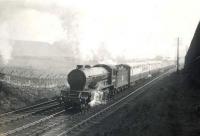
[0,81,27,113]
[0,81,61,113]
[80,71,200,136]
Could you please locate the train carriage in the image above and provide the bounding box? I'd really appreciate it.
[130,64,149,84]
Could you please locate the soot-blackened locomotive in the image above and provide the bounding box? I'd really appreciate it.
[60,62,173,111]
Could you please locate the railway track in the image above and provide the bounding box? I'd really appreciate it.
[0,68,174,136]
[0,99,59,125]
[0,99,64,135]
[54,69,174,136]
[0,106,65,136]
[0,99,57,118]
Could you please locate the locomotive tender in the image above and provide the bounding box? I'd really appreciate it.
[60,62,173,110]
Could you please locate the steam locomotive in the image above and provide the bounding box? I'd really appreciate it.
[60,62,174,111]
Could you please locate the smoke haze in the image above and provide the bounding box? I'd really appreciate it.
[0,0,199,66]
[0,0,80,65]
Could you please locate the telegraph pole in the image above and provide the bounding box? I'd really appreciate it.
[177,37,180,72]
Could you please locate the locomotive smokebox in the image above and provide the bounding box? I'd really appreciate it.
[68,69,86,90]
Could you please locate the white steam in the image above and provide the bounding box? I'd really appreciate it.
[0,23,12,64]
[89,90,105,107]
[0,39,12,64]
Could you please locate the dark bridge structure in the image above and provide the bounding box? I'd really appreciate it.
[185,22,200,85]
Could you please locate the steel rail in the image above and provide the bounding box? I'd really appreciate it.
[0,103,60,126]
[0,99,57,118]
[0,110,65,136]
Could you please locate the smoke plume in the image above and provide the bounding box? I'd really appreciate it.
[0,22,12,64]
[0,39,12,64]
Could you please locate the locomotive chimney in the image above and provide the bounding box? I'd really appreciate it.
[77,65,84,69]
[85,65,91,68]
[76,65,91,69]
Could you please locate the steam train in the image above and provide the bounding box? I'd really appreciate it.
[60,62,174,111]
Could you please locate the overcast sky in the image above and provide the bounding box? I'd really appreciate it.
[0,0,199,63]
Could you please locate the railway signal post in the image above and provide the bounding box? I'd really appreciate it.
[177,37,180,73]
